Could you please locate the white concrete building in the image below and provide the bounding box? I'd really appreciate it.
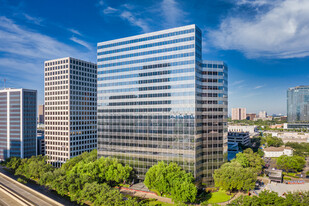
[263,147,293,158]
[44,57,97,167]
[228,125,258,135]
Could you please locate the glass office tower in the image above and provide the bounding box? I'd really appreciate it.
[287,86,309,122]
[0,88,37,161]
[97,25,227,185]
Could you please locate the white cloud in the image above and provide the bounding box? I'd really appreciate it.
[208,0,309,58]
[98,0,187,33]
[0,16,89,60]
[0,16,95,104]
[103,6,118,14]
[70,36,92,50]
[68,28,82,36]
[120,11,150,33]
[254,85,264,89]
[161,0,185,27]
[235,0,278,7]
[230,80,245,86]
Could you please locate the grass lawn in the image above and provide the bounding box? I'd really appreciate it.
[148,200,174,206]
[204,190,232,204]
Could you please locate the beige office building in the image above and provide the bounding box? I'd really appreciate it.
[231,108,246,120]
[44,57,97,167]
[38,104,44,124]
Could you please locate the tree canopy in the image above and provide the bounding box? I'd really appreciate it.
[265,135,284,147]
[213,161,257,192]
[285,142,309,157]
[3,150,143,206]
[276,155,305,172]
[233,148,265,171]
[144,161,197,203]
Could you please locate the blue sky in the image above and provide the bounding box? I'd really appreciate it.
[0,0,309,115]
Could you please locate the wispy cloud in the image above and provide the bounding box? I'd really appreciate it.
[0,16,85,59]
[70,36,92,50]
[96,0,187,33]
[120,10,150,33]
[161,0,186,28]
[0,16,95,104]
[68,28,82,36]
[235,0,280,7]
[254,85,264,89]
[230,80,245,86]
[208,0,309,58]
[23,13,43,25]
[103,6,118,14]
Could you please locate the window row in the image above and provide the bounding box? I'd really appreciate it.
[98,44,194,62]
[45,59,68,66]
[97,28,195,49]
[98,68,194,82]
[98,60,194,75]
[102,99,194,106]
[102,91,194,100]
[98,75,194,87]
[98,52,195,68]
[98,83,194,94]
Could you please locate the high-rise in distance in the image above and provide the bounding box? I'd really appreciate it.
[97,24,228,185]
[231,108,246,120]
[44,57,97,167]
[0,88,37,161]
[287,86,309,122]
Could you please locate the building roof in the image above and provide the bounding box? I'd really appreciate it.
[264,146,293,152]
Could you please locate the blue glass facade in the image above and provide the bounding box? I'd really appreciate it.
[97,25,227,185]
[287,86,309,122]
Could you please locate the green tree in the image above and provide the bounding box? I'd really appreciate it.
[277,155,305,172]
[214,162,257,192]
[144,161,197,203]
[265,135,284,147]
[285,142,309,157]
[233,148,265,172]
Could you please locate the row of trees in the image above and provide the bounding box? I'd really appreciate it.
[213,148,264,192]
[228,190,309,206]
[3,150,143,206]
[3,151,199,205]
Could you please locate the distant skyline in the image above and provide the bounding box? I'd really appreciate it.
[0,0,309,114]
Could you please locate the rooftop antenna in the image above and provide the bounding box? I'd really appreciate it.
[3,78,6,89]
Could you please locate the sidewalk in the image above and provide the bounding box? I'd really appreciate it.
[119,183,174,204]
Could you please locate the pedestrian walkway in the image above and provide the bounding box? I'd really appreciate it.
[120,187,173,204]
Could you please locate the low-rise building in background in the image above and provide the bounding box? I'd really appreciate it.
[228,132,250,146]
[228,125,258,136]
[246,113,256,120]
[263,146,293,158]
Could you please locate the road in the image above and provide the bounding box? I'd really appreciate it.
[0,171,64,206]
